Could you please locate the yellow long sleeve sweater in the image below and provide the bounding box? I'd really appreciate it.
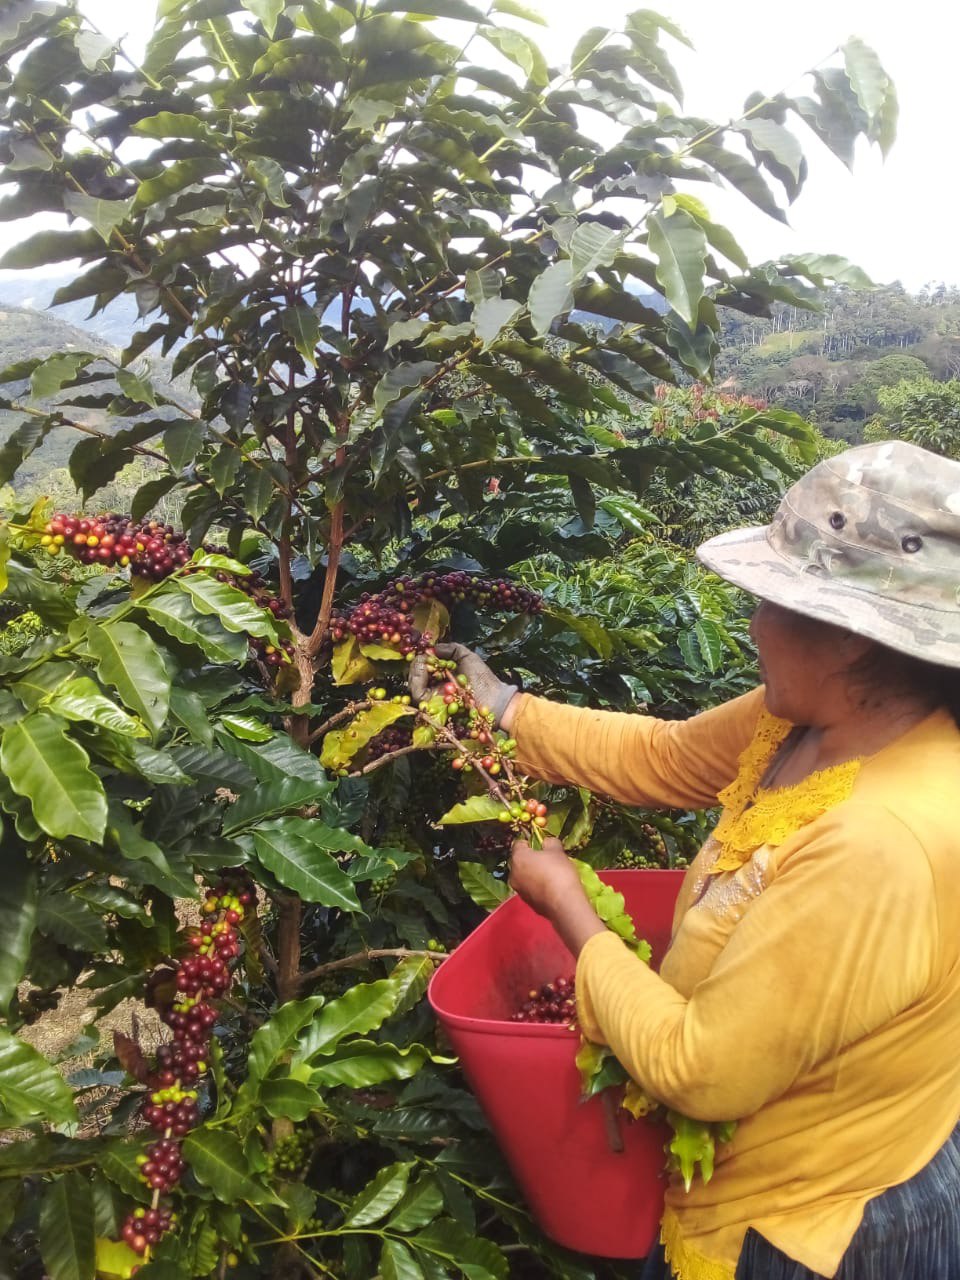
[512,689,960,1278]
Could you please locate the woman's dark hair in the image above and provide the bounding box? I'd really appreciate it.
[849,643,960,727]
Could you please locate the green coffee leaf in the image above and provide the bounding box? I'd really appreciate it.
[85,621,170,737]
[344,1162,413,1227]
[39,1173,95,1280]
[436,794,507,825]
[182,1130,277,1205]
[458,862,510,911]
[0,1029,78,1128]
[246,996,325,1088]
[260,1079,322,1121]
[252,818,362,911]
[1,710,107,842]
[296,979,400,1061]
[0,852,37,1014]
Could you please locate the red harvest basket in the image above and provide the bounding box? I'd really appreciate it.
[428,869,684,1259]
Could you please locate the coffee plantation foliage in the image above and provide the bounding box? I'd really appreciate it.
[0,2,895,1277]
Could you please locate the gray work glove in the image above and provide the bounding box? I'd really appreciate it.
[408,642,518,727]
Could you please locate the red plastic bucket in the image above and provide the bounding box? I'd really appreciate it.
[429,869,684,1259]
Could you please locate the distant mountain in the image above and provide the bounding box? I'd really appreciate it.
[0,272,142,350]
[0,300,187,495]
[0,268,669,353]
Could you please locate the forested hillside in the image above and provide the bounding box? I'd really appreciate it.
[717,283,960,441]
[0,301,187,513]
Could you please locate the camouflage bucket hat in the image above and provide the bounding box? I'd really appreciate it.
[696,440,960,669]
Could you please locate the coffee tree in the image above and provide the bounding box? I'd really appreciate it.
[0,2,895,1277]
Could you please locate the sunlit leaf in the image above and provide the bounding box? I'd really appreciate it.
[1,710,106,841]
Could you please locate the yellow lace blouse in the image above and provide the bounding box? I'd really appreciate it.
[709,708,862,872]
[514,689,960,1280]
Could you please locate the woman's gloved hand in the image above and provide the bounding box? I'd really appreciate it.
[408,642,518,727]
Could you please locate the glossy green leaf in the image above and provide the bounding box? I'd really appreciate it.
[436,794,506,825]
[85,621,170,736]
[243,467,276,522]
[842,36,890,121]
[133,159,219,211]
[129,475,181,523]
[174,574,278,641]
[252,818,363,911]
[414,1219,507,1279]
[389,954,436,1015]
[668,193,749,270]
[260,1078,323,1120]
[46,677,148,738]
[38,894,109,953]
[386,1174,444,1233]
[104,803,198,899]
[182,1130,277,1205]
[380,1239,424,1280]
[344,1162,413,1227]
[0,852,37,1014]
[222,777,330,831]
[737,118,803,185]
[0,229,102,270]
[220,714,273,742]
[480,24,547,87]
[647,208,707,325]
[0,1028,78,1128]
[310,1040,435,1088]
[74,883,150,925]
[372,362,438,418]
[1,710,106,842]
[457,862,509,911]
[282,305,320,367]
[472,297,521,348]
[569,222,625,278]
[132,111,217,141]
[169,686,214,746]
[163,420,204,471]
[296,978,400,1060]
[241,0,284,37]
[30,352,94,400]
[0,419,55,487]
[527,260,574,338]
[464,267,501,305]
[62,193,133,245]
[141,587,248,664]
[39,1173,95,1280]
[246,996,325,1088]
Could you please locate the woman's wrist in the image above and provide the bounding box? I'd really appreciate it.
[499,690,523,734]
[546,891,607,959]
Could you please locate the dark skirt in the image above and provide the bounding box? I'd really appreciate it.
[639,1123,960,1280]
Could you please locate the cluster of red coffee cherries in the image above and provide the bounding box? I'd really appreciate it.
[330,571,541,657]
[39,513,192,579]
[365,721,414,762]
[511,975,577,1025]
[414,656,552,844]
[116,873,254,1259]
[119,1205,177,1258]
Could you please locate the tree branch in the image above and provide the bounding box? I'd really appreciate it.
[305,700,372,746]
[348,741,449,776]
[299,947,444,988]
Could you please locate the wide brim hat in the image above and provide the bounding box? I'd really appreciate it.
[696,440,960,670]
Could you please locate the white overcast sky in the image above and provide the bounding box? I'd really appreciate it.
[3,0,958,289]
